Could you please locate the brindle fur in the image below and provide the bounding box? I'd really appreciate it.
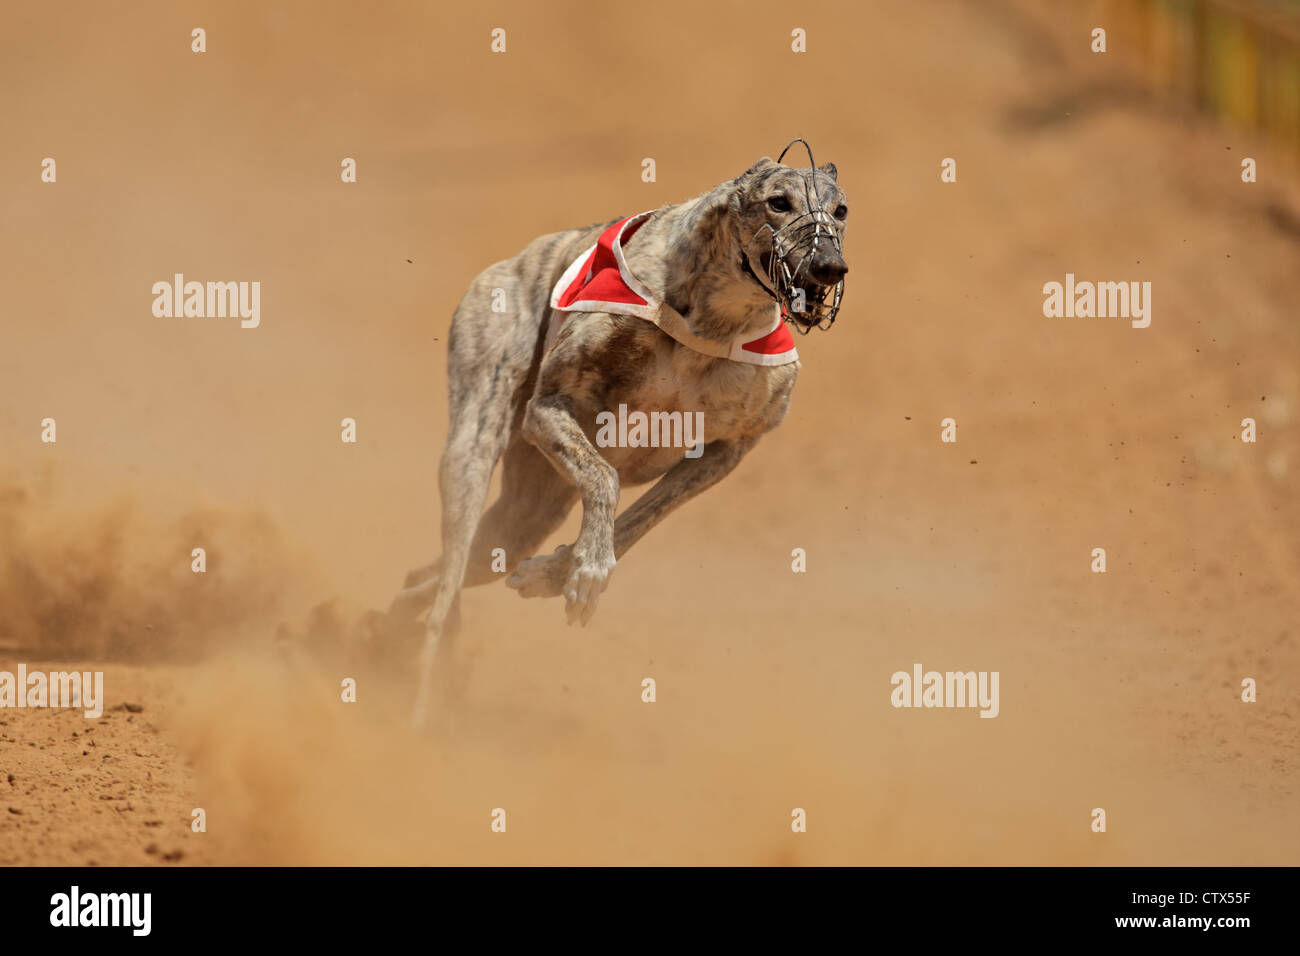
[392,154,849,723]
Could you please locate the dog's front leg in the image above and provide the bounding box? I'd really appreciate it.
[613,436,758,557]
[509,436,759,609]
[518,393,620,626]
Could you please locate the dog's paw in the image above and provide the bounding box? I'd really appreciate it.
[562,550,616,627]
[505,545,574,598]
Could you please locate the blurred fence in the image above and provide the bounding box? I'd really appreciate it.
[1101,0,1300,167]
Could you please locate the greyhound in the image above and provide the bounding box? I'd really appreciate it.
[390,140,849,722]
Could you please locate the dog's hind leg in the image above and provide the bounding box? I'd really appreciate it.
[409,411,508,726]
[461,438,578,587]
[387,558,443,622]
[385,438,572,656]
[389,422,576,629]
[392,444,574,611]
[401,559,441,590]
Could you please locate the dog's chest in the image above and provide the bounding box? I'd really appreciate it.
[592,345,798,481]
[682,354,792,429]
[653,339,797,425]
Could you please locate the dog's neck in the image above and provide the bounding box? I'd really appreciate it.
[624,187,779,343]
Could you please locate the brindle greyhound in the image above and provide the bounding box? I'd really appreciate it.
[391,141,849,722]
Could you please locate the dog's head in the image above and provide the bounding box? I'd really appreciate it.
[732,140,848,332]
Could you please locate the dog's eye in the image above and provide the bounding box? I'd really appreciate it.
[767,195,792,213]
[833,204,848,220]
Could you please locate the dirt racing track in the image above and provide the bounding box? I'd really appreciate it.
[0,0,1296,865]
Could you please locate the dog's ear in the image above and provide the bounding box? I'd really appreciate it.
[737,156,776,180]
[818,162,838,181]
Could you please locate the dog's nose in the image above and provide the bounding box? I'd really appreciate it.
[808,253,848,286]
